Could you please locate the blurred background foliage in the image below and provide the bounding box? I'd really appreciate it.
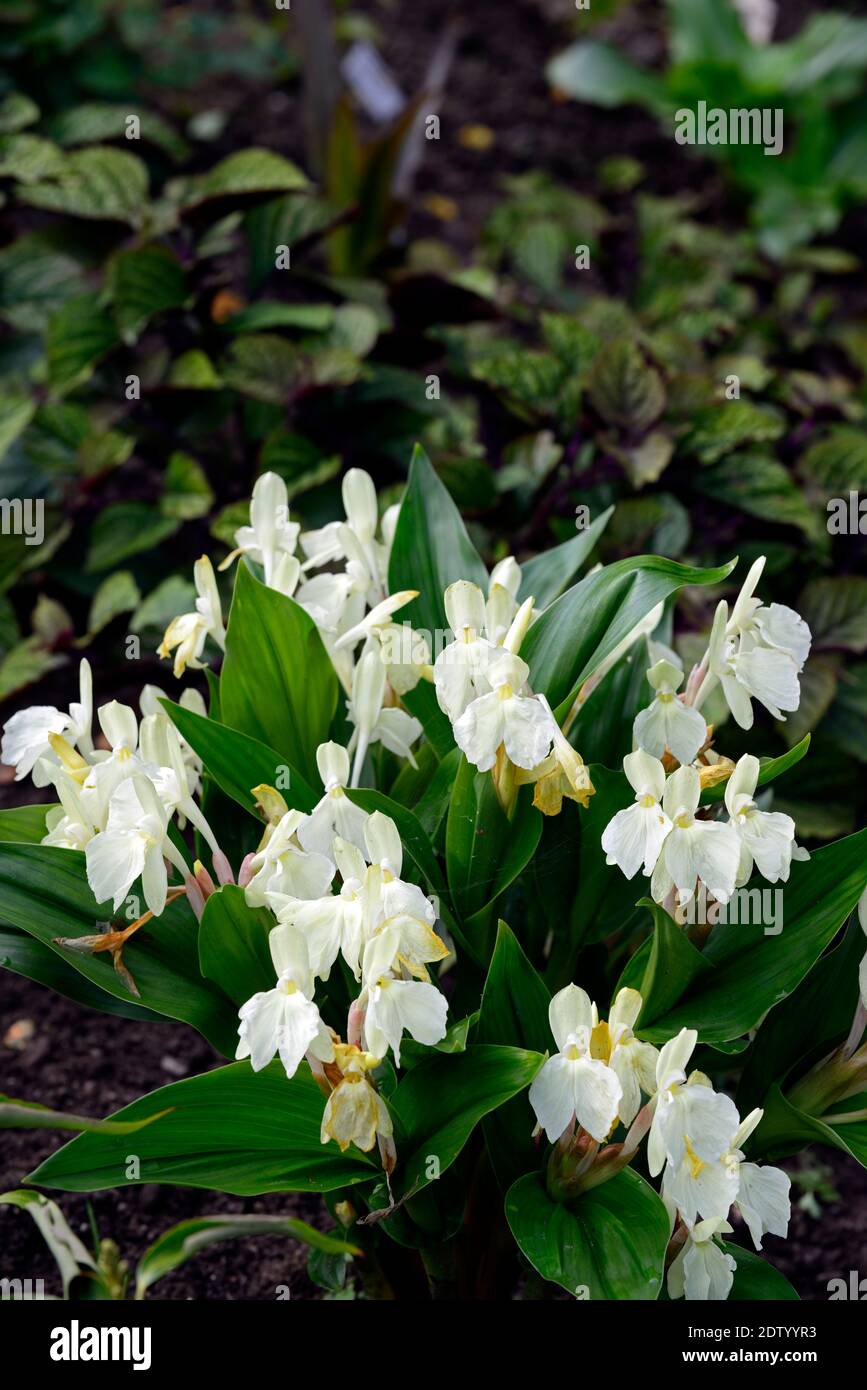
[0,0,865,835]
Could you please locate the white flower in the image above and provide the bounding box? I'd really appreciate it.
[698,560,809,731]
[360,925,448,1065]
[515,692,596,815]
[601,750,672,879]
[452,650,554,773]
[2,658,93,783]
[434,581,498,722]
[295,742,370,861]
[528,984,623,1143]
[300,469,389,602]
[486,556,522,643]
[244,809,335,908]
[667,1218,737,1302]
[724,753,797,885]
[647,1028,698,1177]
[605,988,660,1127]
[650,766,740,906]
[158,556,226,678]
[85,775,189,916]
[346,650,422,785]
[633,659,708,767]
[320,1043,393,1154]
[735,1161,791,1251]
[219,472,300,588]
[333,590,420,655]
[659,1083,743,1226]
[42,770,100,850]
[139,684,206,801]
[236,924,334,1079]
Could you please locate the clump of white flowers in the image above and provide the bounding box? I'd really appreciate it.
[603,556,811,916]
[531,996,791,1300]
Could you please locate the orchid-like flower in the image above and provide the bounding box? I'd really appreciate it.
[515,694,595,815]
[633,659,708,767]
[236,924,334,1079]
[696,559,810,731]
[139,684,206,802]
[486,556,522,643]
[296,742,370,861]
[434,581,498,722]
[320,1043,394,1158]
[2,658,93,784]
[300,469,391,603]
[346,650,422,786]
[42,769,100,851]
[140,717,232,883]
[85,775,190,916]
[658,1080,743,1226]
[650,766,740,907]
[157,556,226,678]
[724,753,797,884]
[453,650,555,773]
[219,472,300,588]
[666,1218,737,1302]
[528,984,623,1143]
[244,809,335,908]
[600,988,660,1127]
[601,750,672,880]
[359,925,448,1064]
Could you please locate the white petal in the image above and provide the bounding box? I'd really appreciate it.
[453,691,504,772]
[86,829,147,910]
[503,694,555,770]
[754,604,811,667]
[736,1163,790,1250]
[571,1057,622,1142]
[364,811,403,877]
[548,984,593,1052]
[529,1055,578,1143]
[602,802,671,879]
[623,749,665,800]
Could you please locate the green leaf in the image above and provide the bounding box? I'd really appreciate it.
[547,41,667,110]
[478,923,551,1188]
[446,758,542,940]
[0,1094,167,1136]
[221,301,336,334]
[517,507,613,609]
[84,571,141,638]
[0,843,237,1055]
[799,577,867,653]
[506,1169,669,1300]
[0,924,162,1022]
[160,451,214,520]
[135,1214,360,1299]
[85,503,180,573]
[220,563,338,787]
[684,404,785,465]
[388,444,488,643]
[0,1191,97,1296]
[800,426,867,493]
[162,699,317,816]
[0,93,40,134]
[629,899,713,1027]
[639,830,867,1044]
[389,1045,543,1201]
[108,244,187,342]
[750,1084,867,1171]
[46,293,118,391]
[0,804,51,843]
[0,133,66,182]
[696,454,823,544]
[588,338,666,433]
[737,917,863,1115]
[723,1244,799,1300]
[22,147,150,227]
[29,1062,377,1195]
[198,886,275,1007]
[166,349,223,390]
[49,103,189,162]
[221,333,304,404]
[183,149,308,210]
[522,555,735,715]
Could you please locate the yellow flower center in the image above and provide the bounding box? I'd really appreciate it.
[684,1135,705,1179]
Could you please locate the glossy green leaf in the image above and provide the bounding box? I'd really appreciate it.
[389,1044,544,1201]
[0,804,51,843]
[750,1084,867,1170]
[517,506,613,609]
[0,843,237,1055]
[506,1169,669,1300]
[347,787,446,900]
[478,923,551,1188]
[446,758,542,943]
[522,555,735,715]
[723,1244,799,1300]
[700,735,811,805]
[198,885,275,1007]
[388,444,488,643]
[0,925,161,1022]
[135,1214,359,1298]
[163,698,316,815]
[220,561,338,787]
[0,1094,168,1136]
[30,1062,377,1195]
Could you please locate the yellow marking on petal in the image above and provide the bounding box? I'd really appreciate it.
[590,1020,613,1064]
[48,733,89,778]
[684,1135,706,1180]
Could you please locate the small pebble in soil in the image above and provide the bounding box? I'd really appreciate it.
[3,1018,35,1050]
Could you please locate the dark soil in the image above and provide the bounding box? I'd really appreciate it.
[3,0,867,1301]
